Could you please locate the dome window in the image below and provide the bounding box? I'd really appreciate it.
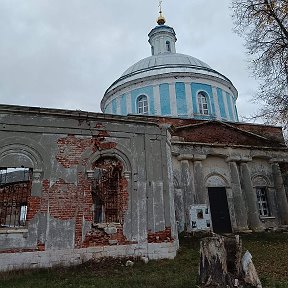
[166,41,171,52]
[137,95,149,114]
[151,46,155,55]
[198,92,209,115]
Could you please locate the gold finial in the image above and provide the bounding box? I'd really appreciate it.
[157,0,166,25]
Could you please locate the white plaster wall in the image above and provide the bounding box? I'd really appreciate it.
[0,241,179,272]
[202,156,231,187]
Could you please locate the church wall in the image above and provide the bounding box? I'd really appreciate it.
[0,106,178,271]
[248,159,281,228]
[159,83,171,115]
[216,88,227,119]
[103,76,238,122]
[171,141,288,233]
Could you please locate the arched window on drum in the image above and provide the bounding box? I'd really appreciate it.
[137,95,149,115]
[166,41,171,52]
[197,92,209,115]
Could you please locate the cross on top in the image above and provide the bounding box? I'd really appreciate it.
[158,0,163,12]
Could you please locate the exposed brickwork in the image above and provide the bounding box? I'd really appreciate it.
[21,132,132,251]
[26,179,50,222]
[174,122,283,147]
[148,227,173,243]
[129,115,285,147]
[81,157,130,247]
[164,123,282,148]
[0,182,31,227]
[46,179,79,220]
[82,225,135,247]
[26,196,41,221]
[56,133,117,168]
[92,158,129,224]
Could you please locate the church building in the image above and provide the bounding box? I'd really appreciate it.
[0,9,288,271]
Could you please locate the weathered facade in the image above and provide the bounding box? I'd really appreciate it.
[168,118,288,233]
[1,11,288,272]
[0,105,178,271]
[1,106,288,271]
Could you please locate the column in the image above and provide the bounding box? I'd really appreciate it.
[272,163,288,225]
[180,159,195,225]
[240,162,263,231]
[194,160,206,204]
[229,162,248,230]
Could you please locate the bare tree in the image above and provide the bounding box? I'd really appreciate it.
[232,0,288,127]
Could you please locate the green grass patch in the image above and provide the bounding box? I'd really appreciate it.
[0,232,287,288]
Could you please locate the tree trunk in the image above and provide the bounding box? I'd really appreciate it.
[198,235,261,288]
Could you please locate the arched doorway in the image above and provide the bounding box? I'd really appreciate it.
[206,175,232,233]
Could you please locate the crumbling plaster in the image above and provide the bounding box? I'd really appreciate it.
[0,106,178,271]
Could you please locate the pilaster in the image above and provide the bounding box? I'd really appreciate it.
[240,162,263,231]
[271,162,288,225]
[228,161,248,230]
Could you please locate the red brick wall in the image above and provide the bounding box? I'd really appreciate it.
[24,132,132,250]
[148,227,173,243]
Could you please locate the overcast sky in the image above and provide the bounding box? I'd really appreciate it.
[0,0,261,120]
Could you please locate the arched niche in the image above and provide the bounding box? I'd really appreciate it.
[0,144,42,170]
[0,137,44,220]
[205,173,229,187]
[252,174,270,187]
[85,147,132,179]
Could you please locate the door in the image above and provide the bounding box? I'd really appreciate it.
[208,187,232,233]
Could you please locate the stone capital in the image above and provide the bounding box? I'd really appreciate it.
[177,154,194,161]
[193,155,207,161]
[86,170,95,179]
[32,170,43,182]
[226,156,252,163]
[123,171,131,179]
[177,154,206,161]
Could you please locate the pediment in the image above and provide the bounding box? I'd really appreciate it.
[173,121,285,148]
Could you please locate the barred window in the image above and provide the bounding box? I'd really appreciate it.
[92,158,123,224]
[256,187,270,217]
[198,92,209,115]
[0,168,32,228]
[137,95,148,115]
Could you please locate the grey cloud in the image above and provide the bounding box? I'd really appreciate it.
[0,0,259,117]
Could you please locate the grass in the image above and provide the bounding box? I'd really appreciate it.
[0,232,287,288]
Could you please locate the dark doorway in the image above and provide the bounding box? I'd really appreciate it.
[208,187,232,233]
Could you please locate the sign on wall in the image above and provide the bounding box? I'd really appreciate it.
[189,204,212,231]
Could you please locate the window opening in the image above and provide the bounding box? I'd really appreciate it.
[151,46,154,55]
[137,95,148,115]
[0,168,32,228]
[256,187,270,217]
[198,92,209,115]
[166,41,171,52]
[92,158,123,223]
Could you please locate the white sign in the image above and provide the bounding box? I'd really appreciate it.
[189,204,212,231]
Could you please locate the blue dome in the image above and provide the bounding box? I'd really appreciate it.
[101,22,239,123]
